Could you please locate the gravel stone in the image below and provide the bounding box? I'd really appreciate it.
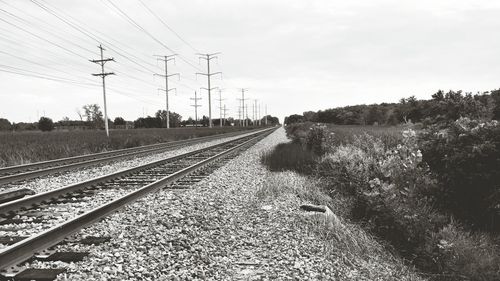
[20,128,385,280]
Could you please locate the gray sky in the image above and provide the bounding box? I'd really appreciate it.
[1,0,500,123]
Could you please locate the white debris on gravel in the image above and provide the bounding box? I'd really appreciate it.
[25,128,354,280]
[0,131,258,194]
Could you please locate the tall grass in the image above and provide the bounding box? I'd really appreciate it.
[0,127,255,167]
[260,141,316,174]
[263,122,500,280]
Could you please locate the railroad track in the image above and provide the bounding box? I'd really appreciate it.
[0,129,260,187]
[0,127,275,280]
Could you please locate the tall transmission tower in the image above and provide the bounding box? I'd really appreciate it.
[154,54,179,129]
[239,88,249,127]
[216,89,225,128]
[196,53,221,128]
[90,44,115,137]
[190,91,202,128]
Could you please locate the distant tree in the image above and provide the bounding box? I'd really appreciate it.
[38,117,54,131]
[199,115,208,127]
[0,118,11,131]
[365,106,384,125]
[134,116,161,128]
[154,110,183,128]
[113,117,126,125]
[169,112,182,128]
[82,104,104,129]
[284,114,304,126]
[491,90,500,120]
[303,111,318,122]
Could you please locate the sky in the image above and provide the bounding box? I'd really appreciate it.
[1,0,500,123]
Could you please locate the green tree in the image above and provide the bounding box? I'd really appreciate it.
[82,104,104,129]
[38,117,54,131]
[155,110,182,128]
[0,118,11,131]
[113,117,126,125]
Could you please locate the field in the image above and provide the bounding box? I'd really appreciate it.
[0,127,256,167]
[263,122,500,281]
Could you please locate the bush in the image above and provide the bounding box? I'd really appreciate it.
[0,118,11,131]
[420,118,500,231]
[38,117,54,132]
[261,141,316,174]
[429,222,500,281]
[275,122,500,279]
[113,117,126,125]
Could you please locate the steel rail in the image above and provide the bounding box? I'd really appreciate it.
[0,128,274,215]
[0,129,261,185]
[0,127,275,270]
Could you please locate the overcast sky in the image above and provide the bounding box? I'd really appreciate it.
[1,0,500,123]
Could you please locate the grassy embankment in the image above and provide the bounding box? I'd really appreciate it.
[0,127,256,167]
[256,170,423,280]
[261,123,500,281]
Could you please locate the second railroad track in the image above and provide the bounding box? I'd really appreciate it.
[0,127,276,279]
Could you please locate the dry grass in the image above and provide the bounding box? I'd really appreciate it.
[255,171,424,281]
[0,127,255,167]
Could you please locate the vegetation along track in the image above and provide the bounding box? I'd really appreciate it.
[0,127,276,278]
[0,129,261,186]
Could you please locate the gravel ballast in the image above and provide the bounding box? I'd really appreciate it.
[0,131,259,194]
[21,128,418,280]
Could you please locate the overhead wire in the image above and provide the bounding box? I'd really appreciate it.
[136,0,200,53]
[105,0,202,72]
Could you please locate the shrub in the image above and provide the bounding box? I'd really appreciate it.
[420,118,500,231]
[305,124,328,155]
[0,118,11,131]
[38,117,54,132]
[428,222,500,281]
[275,122,500,279]
[260,141,316,174]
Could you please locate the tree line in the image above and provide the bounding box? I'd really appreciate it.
[285,89,500,126]
[0,104,280,132]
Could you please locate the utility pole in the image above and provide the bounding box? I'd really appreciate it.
[196,53,221,128]
[265,105,268,126]
[190,91,202,128]
[222,105,229,126]
[90,44,114,138]
[154,55,178,129]
[259,103,263,126]
[216,89,225,128]
[252,101,256,126]
[236,98,243,127]
[245,104,249,127]
[239,88,248,127]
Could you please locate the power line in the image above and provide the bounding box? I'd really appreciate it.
[105,0,202,72]
[0,17,88,61]
[136,0,200,53]
[30,0,164,75]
